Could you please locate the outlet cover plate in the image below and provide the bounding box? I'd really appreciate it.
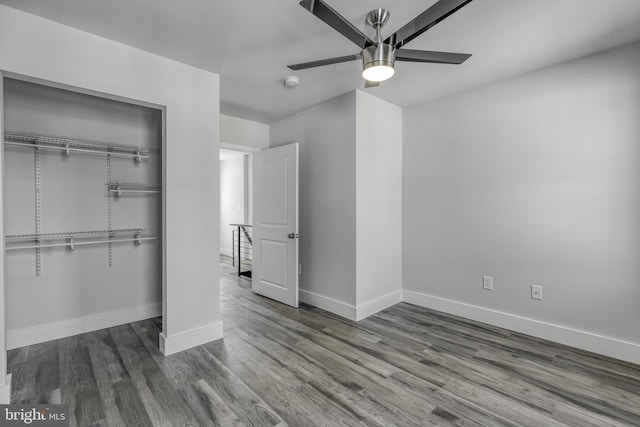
[483,276,493,291]
[531,285,543,300]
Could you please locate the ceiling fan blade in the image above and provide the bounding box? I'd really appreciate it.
[386,0,474,49]
[299,0,373,49]
[396,49,471,64]
[364,80,380,88]
[287,53,361,70]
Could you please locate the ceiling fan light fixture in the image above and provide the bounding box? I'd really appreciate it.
[362,44,395,82]
[362,63,395,82]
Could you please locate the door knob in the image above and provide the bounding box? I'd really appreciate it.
[288,233,300,239]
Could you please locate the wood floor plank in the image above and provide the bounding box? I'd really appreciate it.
[552,401,631,427]
[224,302,441,426]
[223,289,399,379]
[474,349,640,425]
[129,319,204,389]
[7,346,29,365]
[84,329,129,383]
[179,379,247,427]
[390,370,520,427]
[218,319,376,421]
[220,326,375,426]
[109,324,200,427]
[59,336,106,427]
[35,345,60,394]
[185,346,286,427]
[86,339,126,427]
[240,361,368,427]
[352,322,560,416]
[442,377,565,426]
[113,379,154,427]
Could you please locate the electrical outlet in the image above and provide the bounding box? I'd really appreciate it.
[531,285,543,300]
[483,275,493,291]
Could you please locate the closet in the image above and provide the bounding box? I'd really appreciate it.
[3,78,162,348]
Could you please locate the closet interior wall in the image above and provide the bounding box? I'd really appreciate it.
[3,78,162,343]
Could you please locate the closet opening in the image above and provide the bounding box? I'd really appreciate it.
[2,77,163,350]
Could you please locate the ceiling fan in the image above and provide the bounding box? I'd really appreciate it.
[288,0,474,87]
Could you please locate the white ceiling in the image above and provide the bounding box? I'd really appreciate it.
[1,0,640,124]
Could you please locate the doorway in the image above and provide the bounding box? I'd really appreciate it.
[219,148,253,277]
[219,143,300,308]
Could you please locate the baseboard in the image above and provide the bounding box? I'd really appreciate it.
[299,289,357,321]
[299,289,404,322]
[220,248,233,257]
[403,290,640,366]
[159,321,223,356]
[7,303,162,350]
[356,290,403,321]
[0,374,11,404]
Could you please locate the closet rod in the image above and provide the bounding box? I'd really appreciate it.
[6,236,157,251]
[4,141,151,160]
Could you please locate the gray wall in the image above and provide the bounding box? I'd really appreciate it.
[270,91,357,306]
[3,79,162,331]
[403,41,640,344]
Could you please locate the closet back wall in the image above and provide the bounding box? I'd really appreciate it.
[3,78,162,345]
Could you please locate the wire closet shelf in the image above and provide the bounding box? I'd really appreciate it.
[5,228,156,251]
[4,131,150,162]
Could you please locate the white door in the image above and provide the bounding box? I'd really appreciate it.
[252,143,299,307]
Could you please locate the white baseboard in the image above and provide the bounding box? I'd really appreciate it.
[299,289,357,321]
[403,290,640,366]
[220,248,233,257]
[0,374,11,404]
[356,290,403,321]
[7,303,162,350]
[159,321,223,356]
[299,289,403,322]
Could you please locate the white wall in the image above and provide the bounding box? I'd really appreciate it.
[0,4,221,388]
[221,114,269,150]
[271,90,403,320]
[3,79,162,344]
[270,92,357,307]
[355,91,403,311]
[403,41,640,363]
[220,155,247,256]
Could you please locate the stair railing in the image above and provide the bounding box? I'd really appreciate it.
[231,224,252,278]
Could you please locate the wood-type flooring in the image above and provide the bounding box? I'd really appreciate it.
[8,259,640,426]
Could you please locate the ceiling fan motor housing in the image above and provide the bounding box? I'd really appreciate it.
[362,44,396,72]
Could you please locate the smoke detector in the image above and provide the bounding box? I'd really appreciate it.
[284,76,300,88]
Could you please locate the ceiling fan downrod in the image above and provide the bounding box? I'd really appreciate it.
[366,8,390,36]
